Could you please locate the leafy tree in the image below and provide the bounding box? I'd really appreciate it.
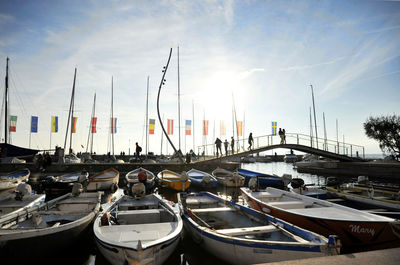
[364,115,400,160]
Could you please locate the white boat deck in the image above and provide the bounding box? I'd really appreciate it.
[248,189,394,222]
[99,222,176,244]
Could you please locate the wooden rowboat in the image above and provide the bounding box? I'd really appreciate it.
[178,192,340,265]
[212,167,245,187]
[125,167,156,192]
[187,169,217,188]
[87,168,119,192]
[0,169,30,191]
[241,186,400,253]
[157,170,191,191]
[94,191,183,265]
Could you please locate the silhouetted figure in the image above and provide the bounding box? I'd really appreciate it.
[282,129,286,144]
[135,142,142,162]
[224,139,229,156]
[215,138,222,157]
[248,133,254,150]
[279,128,284,144]
[231,136,235,154]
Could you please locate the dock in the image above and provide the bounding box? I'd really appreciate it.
[257,247,400,265]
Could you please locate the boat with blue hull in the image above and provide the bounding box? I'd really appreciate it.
[178,192,340,265]
[237,168,288,189]
[187,169,217,188]
[0,169,30,191]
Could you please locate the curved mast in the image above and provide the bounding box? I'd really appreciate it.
[156,47,184,163]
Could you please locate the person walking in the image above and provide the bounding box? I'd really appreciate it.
[231,136,235,154]
[224,139,229,156]
[215,138,222,157]
[135,142,142,162]
[248,132,254,150]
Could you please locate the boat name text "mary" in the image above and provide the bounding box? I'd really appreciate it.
[349,225,375,236]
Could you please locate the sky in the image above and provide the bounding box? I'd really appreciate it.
[0,0,399,156]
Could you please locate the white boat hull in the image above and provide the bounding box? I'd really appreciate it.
[96,233,180,265]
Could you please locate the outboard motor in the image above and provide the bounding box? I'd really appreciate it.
[248,177,258,191]
[180,171,189,182]
[202,175,211,184]
[15,183,32,201]
[282,174,292,188]
[232,172,241,186]
[71,183,83,196]
[131,183,146,199]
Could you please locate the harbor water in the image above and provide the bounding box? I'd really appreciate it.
[35,162,331,265]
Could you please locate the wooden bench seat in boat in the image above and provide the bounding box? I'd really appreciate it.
[190,207,235,213]
[255,192,283,200]
[100,222,175,243]
[216,225,280,236]
[186,196,218,206]
[118,200,158,210]
[117,209,168,224]
[268,201,313,209]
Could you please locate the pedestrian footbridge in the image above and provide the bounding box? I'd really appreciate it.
[195,133,365,162]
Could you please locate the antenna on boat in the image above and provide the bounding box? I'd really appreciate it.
[156,47,184,163]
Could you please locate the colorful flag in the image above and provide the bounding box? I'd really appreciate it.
[149,119,155,135]
[111,117,117,134]
[51,116,58,133]
[91,117,97,133]
[185,120,191,135]
[220,120,226,136]
[167,119,173,135]
[237,121,243,136]
[203,120,209,136]
[72,117,78,133]
[31,116,38,133]
[9,115,17,132]
[272,121,277,136]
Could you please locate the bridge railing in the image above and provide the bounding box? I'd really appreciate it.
[196,132,365,159]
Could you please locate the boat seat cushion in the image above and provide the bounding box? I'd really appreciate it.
[268,201,313,209]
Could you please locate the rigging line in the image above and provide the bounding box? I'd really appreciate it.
[9,66,44,148]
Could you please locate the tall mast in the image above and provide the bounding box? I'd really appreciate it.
[111,76,114,156]
[309,107,313,147]
[4,58,9,144]
[310,85,318,149]
[64,68,76,154]
[86,92,96,154]
[192,100,195,152]
[177,46,181,151]
[145,76,149,157]
[323,112,327,151]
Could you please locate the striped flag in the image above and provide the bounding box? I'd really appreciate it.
[203,120,209,136]
[237,121,243,136]
[185,120,191,135]
[220,120,226,136]
[72,117,78,133]
[167,119,173,135]
[91,117,97,133]
[111,117,117,134]
[9,115,17,132]
[51,116,58,133]
[31,116,38,133]
[149,119,155,134]
[272,121,277,136]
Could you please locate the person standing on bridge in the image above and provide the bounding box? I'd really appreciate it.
[215,138,223,157]
[279,128,284,144]
[282,129,286,144]
[231,136,235,154]
[224,139,229,156]
[248,132,254,150]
